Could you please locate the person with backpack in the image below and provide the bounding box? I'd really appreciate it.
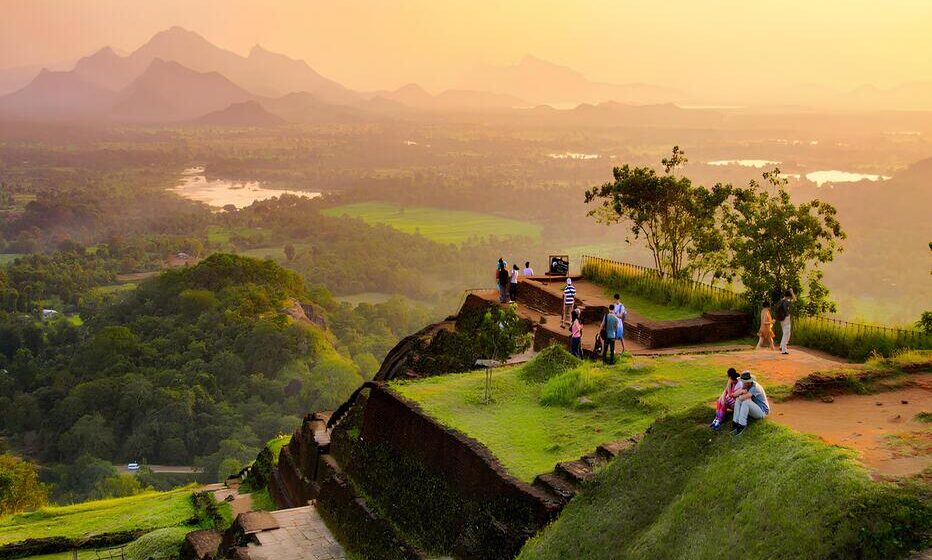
[601,304,618,364]
[776,289,795,355]
[612,293,627,354]
[496,261,510,304]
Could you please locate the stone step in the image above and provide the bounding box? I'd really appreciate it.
[580,452,606,469]
[532,472,578,502]
[555,459,594,485]
[596,438,639,461]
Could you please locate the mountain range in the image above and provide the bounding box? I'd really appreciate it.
[2,26,929,125]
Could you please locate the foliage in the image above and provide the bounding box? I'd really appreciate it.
[391,355,769,481]
[917,311,932,335]
[0,455,48,515]
[476,304,532,363]
[584,147,731,279]
[0,254,361,482]
[123,526,192,560]
[790,316,932,361]
[724,171,846,314]
[519,344,581,383]
[518,407,931,560]
[539,369,604,407]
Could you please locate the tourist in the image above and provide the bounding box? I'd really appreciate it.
[731,371,770,436]
[709,368,743,430]
[756,301,776,351]
[561,278,577,328]
[776,289,795,355]
[601,304,618,364]
[509,264,519,303]
[523,261,534,276]
[612,293,627,354]
[570,308,584,358]
[497,261,510,304]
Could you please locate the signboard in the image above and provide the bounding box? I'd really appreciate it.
[547,255,570,276]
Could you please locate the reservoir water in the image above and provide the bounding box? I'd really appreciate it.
[171,167,320,209]
[804,170,890,187]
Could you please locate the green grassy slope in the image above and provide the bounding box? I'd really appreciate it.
[0,486,197,545]
[391,354,769,481]
[518,407,930,560]
[322,202,542,244]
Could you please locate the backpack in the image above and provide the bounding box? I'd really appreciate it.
[775,299,789,322]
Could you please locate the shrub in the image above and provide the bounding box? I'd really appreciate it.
[520,345,581,383]
[124,526,192,560]
[540,369,603,407]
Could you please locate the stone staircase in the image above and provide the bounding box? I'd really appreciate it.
[532,437,640,505]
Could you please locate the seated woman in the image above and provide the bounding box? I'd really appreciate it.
[731,371,770,436]
[710,368,742,430]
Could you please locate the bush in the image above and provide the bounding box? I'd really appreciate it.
[124,526,192,560]
[519,345,581,383]
[540,369,602,407]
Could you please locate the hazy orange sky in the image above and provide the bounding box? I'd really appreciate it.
[2,0,931,95]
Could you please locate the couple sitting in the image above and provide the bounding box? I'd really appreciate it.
[710,368,770,436]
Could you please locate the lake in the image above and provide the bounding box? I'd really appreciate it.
[804,170,891,187]
[548,152,600,160]
[706,159,780,168]
[170,167,320,209]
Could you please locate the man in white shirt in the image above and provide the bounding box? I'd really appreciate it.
[523,261,534,276]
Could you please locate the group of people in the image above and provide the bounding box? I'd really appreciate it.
[710,368,770,435]
[563,280,627,364]
[496,258,535,304]
[756,289,795,354]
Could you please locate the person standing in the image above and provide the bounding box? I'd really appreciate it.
[509,264,519,303]
[523,261,534,276]
[776,289,795,355]
[561,278,576,328]
[731,371,770,436]
[756,301,776,351]
[612,293,627,354]
[570,308,583,358]
[497,261,510,304]
[601,304,618,364]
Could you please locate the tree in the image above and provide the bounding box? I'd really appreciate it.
[724,171,845,314]
[476,304,532,363]
[284,243,296,262]
[584,146,731,279]
[0,454,48,515]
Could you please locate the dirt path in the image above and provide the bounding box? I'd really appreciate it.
[774,385,931,478]
[213,486,254,517]
[707,347,852,386]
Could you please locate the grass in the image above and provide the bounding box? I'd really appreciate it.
[391,354,789,481]
[0,486,198,545]
[247,487,277,512]
[266,434,292,466]
[609,288,701,321]
[123,526,193,560]
[321,202,542,245]
[0,253,25,266]
[517,407,930,560]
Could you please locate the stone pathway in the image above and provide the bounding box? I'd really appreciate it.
[243,506,346,560]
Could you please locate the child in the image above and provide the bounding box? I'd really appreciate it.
[612,293,627,353]
[710,368,742,430]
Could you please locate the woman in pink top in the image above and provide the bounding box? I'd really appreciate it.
[570,308,583,358]
[710,368,742,430]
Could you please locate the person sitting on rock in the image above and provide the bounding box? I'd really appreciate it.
[731,371,770,436]
[710,368,743,430]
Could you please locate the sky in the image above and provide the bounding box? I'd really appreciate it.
[2,0,931,95]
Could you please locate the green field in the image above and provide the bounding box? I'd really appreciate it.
[391,352,780,481]
[0,253,25,265]
[0,486,197,546]
[322,202,542,244]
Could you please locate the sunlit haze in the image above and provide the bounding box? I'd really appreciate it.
[3,0,932,100]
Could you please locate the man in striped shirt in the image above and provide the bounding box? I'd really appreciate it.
[561,278,577,328]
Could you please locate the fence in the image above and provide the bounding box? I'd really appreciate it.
[580,255,932,359]
[580,255,747,313]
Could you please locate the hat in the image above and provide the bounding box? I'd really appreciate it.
[566,278,573,285]
[740,371,755,383]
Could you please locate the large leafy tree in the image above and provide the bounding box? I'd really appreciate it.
[584,147,731,279]
[724,172,845,314]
